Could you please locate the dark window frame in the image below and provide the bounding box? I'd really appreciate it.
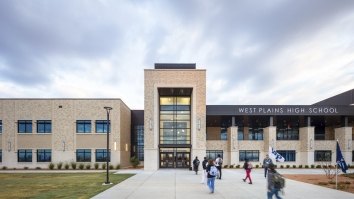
[0,120,2,133]
[37,120,52,133]
[206,150,223,160]
[95,149,111,162]
[95,120,110,133]
[314,150,332,161]
[0,149,2,162]
[18,149,32,162]
[18,120,32,133]
[248,128,263,140]
[76,120,92,133]
[37,149,52,162]
[76,149,92,162]
[277,150,296,162]
[239,150,259,162]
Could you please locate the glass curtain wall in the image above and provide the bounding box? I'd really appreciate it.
[159,96,191,144]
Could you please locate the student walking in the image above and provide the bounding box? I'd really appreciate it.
[201,157,208,184]
[242,159,253,184]
[215,154,223,179]
[267,163,284,199]
[206,159,217,194]
[193,156,200,175]
[263,154,273,178]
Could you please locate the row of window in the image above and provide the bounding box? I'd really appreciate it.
[14,149,110,163]
[0,120,110,134]
[228,150,336,162]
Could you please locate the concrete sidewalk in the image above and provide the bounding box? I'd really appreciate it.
[92,169,354,199]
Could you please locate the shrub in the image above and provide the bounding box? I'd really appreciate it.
[318,182,328,185]
[223,165,228,168]
[79,163,84,170]
[35,167,41,170]
[49,163,55,170]
[115,164,120,170]
[94,163,99,169]
[328,181,335,184]
[311,164,315,168]
[255,164,259,168]
[305,165,309,168]
[299,165,303,168]
[109,164,114,170]
[57,162,63,170]
[85,164,91,170]
[286,165,290,168]
[130,156,140,168]
[229,165,234,168]
[24,167,29,170]
[2,166,7,170]
[236,165,240,168]
[280,165,284,168]
[64,163,70,170]
[71,162,77,170]
[316,165,321,169]
[102,163,106,170]
[292,165,296,168]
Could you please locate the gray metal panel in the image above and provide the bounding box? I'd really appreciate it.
[314,89,354,105]
[154,63,196,69]
[206,105,354,116]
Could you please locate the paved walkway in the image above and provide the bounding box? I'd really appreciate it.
[92,169,354,199]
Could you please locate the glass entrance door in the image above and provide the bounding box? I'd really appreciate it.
[176,152,190,168]
[160,152,174,168]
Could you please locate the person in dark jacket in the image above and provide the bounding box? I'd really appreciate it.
[193,156,200,175]
[206,159,216,193]
[201,157,208,184]
[263,154,273,178]
[267,163,282,199]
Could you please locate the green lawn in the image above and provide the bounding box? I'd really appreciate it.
[0,172,134,199]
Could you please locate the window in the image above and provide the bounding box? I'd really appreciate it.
[37,149,51,162]
[18,120,32,133]
[277,128,299,140]
[0,120,2,133]
[18,149,32,162]
[220,127,227,140]
[248,128,263,140]
[206,150,223,160]
[352,151,354,162]
[315,150,331,161]
[0,149,2,162]
[95,120,109,133]
[77,149,91,162]
[315,126,325,140]
[239,150,259,162]
[277,150,296,162]
[238,127,244,140]
[133,125,144,161]
[37,120,52,133]
[95,149,110,162]
[77,120,91,133]
[159,96,191,145]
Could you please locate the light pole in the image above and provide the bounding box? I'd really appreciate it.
[104,106,112,185]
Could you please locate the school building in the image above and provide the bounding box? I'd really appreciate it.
[0,63,353,170]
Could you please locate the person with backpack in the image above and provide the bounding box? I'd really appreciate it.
[242,159,253,184]
[201,157,208,184]
[206,159,217,194]
[193,156,200,175]
[267,163,284,199]
[215,154,223,179]
[263,154,273,178]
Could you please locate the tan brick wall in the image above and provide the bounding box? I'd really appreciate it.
[144,69,206,170]
[0,99,131,168]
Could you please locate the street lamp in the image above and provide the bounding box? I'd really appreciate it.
[104,106,112,185]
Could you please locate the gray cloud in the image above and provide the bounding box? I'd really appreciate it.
[0,0,354,108]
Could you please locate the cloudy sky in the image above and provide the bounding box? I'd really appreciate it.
[1,0,354,109]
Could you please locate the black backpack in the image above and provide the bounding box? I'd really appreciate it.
[273,172,285,189]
